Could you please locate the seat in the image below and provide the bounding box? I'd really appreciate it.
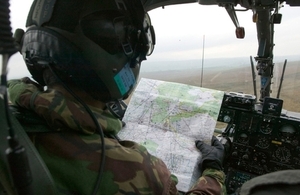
[0,96,57,195]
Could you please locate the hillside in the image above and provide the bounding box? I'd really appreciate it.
[138,60,300,112]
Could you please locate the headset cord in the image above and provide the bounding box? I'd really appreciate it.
[48,65,105,195]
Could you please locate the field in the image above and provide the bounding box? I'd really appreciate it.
[138,60,300,113]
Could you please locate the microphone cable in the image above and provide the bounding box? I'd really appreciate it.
[47,65,106,195]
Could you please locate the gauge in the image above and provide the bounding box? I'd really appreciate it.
[291,139,299,146]
[278,124,297,142]
[260,122,273,134]
[256,136,270,149]
[293,157,300,166]
[237,133,249,144]
[223,115,231,123]
[273,146,291,163]
[253,151,268,163]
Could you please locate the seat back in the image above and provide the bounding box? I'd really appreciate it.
[0,97,57,195]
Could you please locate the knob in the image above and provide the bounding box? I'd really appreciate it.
[223,115,231,123]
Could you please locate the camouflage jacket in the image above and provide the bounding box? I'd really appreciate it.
[7,78,226,195]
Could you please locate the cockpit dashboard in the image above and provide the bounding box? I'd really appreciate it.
[218,92,300,193]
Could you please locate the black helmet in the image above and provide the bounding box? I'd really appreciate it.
[21,0,155,102]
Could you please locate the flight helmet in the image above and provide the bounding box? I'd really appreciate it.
[21,0,155,102]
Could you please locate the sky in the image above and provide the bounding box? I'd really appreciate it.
[5,0,300,79]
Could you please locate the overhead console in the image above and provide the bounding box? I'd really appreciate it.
[218,92,300,193]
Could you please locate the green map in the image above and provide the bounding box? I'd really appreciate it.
[118,78,224,192]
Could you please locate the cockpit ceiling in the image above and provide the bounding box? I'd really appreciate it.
[141,0,197,11]
[141,0,300,11]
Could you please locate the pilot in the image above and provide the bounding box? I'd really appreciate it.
[5,0,226,194]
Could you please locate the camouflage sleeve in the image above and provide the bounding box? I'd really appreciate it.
[7,78,181,194]
[185,168,227,195]
[7,78,123,135]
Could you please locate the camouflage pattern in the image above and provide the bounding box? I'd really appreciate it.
[8,78,123,135]
[186,169,226,195]
[6,78,225,195]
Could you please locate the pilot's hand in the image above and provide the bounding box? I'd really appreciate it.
[195,136,224,171]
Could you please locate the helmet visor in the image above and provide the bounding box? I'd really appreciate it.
[80,11,155,58]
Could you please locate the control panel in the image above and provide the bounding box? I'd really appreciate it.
[218,92,300,193]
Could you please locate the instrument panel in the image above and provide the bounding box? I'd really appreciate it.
[218,92,300,193]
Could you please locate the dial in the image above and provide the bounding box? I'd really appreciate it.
[253,151,268,164]
[260,122,273,134]
[273,146,291,163]
[237,133,249,144]
[293,157,300,166]
[256,136,270,149]
[223,115,231,123]
[279,124,297,141]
